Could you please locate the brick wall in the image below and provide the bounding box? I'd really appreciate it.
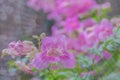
[0,0,49,80]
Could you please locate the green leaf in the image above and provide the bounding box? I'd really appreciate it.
[102,72,120,80]
[77,56,93,68]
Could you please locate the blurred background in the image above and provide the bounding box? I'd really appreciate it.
[0,0,120,80]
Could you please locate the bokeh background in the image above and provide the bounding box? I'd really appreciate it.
[0,0,120,80]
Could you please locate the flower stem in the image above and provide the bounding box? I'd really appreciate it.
[48,68,57,80]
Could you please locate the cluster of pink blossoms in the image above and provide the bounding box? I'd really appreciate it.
[52,18,113,59]
[27,0,113,72]
[2,0,117,79]
[30,36,76,70]
[2,41,38,58]
[28,0,97,21]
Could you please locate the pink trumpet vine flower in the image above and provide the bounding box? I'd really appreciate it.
[30,35,76,70]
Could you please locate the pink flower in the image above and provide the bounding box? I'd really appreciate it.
[28,0,56,12]
[89,54,102,64]
[51,25,65,36]
[88,32,99,46]
[28,0,97,21]
[89,54,96,59]
[89,51,112,64]
[111,17,120,26]
[56,0,97,18]
[15,61,32,74]
[27,0,42,11]
[80,72,87,78]
[80,70,95,78]
[77,32,89,52]
[94,55,102,64]
[62,17,81,32]
[101,2,111,9]
[89,71,96,76]
[66,32,89,53]
[95,19,113,41]
[103,51,112,60]
[67,38,79,51]
[77,0,97,13]
[82,18,96,27]
[30,36,76,70]
[2,41,38,58]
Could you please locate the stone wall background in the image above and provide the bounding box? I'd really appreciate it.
[0,0,50,80]
[0,0,120,80]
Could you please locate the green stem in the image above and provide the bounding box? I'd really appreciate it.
[48,68,57,80]
[37,38,41,52]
